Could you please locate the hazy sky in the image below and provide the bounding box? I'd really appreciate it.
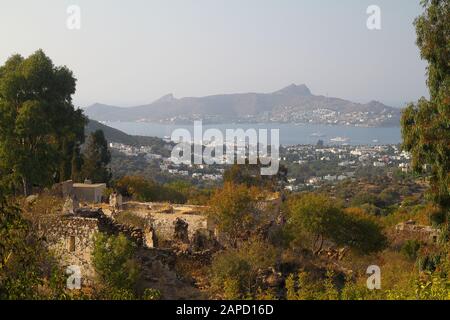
[0,0,428,108]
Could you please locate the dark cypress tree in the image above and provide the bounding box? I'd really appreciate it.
[82,130,111,184]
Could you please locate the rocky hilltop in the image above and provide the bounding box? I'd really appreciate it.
[85,84,401,127]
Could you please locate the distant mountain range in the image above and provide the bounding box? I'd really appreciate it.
[84,84,401,127]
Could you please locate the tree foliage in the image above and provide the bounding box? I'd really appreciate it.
[92,233,139,293]
[208,182,261,247]
[82,130,111,184]
[224,163,287,189]
[401,0,450,212]
[287,193,343,254]
[115,175,187,203]
[287,193,387,254]
[0,50,86,195]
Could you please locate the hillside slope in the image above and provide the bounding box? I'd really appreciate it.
[85,119,169,148]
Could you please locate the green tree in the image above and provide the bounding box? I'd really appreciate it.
[92,233,139,294]
[224,164,262,187]
[70,144,84,182]
[287,194,386,255]
[208,182,259,248]
[82,130,111,184]
[116,175,154,200]
[401,0,450,214]
[114,176,191,203]
[287,193,342,254]
[332,210,387,254]
[0,50,86,195]
[224,163,287,189]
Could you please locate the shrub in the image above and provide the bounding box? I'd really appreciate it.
[285,271,329,300]
[0,196,69,300]
[401,240,421,261]
[429,208,447,226]
[99,287,136,300]
[418,254,442,273]
[210,239,278,299]
[142,288,162,300]
[92,233,140,292]
[223,279,241,300]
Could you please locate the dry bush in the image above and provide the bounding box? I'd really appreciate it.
[381,204,431,227]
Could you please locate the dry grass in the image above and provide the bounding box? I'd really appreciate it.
[19,195,64,226]
[115,211,148,229]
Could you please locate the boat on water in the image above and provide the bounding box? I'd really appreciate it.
[330,136,350,143]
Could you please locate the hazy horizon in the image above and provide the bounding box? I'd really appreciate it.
[82,83,411,110]
[1,0,429,108]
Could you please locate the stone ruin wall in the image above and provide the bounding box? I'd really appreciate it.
[39,215,99,286]
[120,202,214,243]
[150,214,211,242]
[395,221,441,244]
[39,209,154,288]
[38,200,220,288]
